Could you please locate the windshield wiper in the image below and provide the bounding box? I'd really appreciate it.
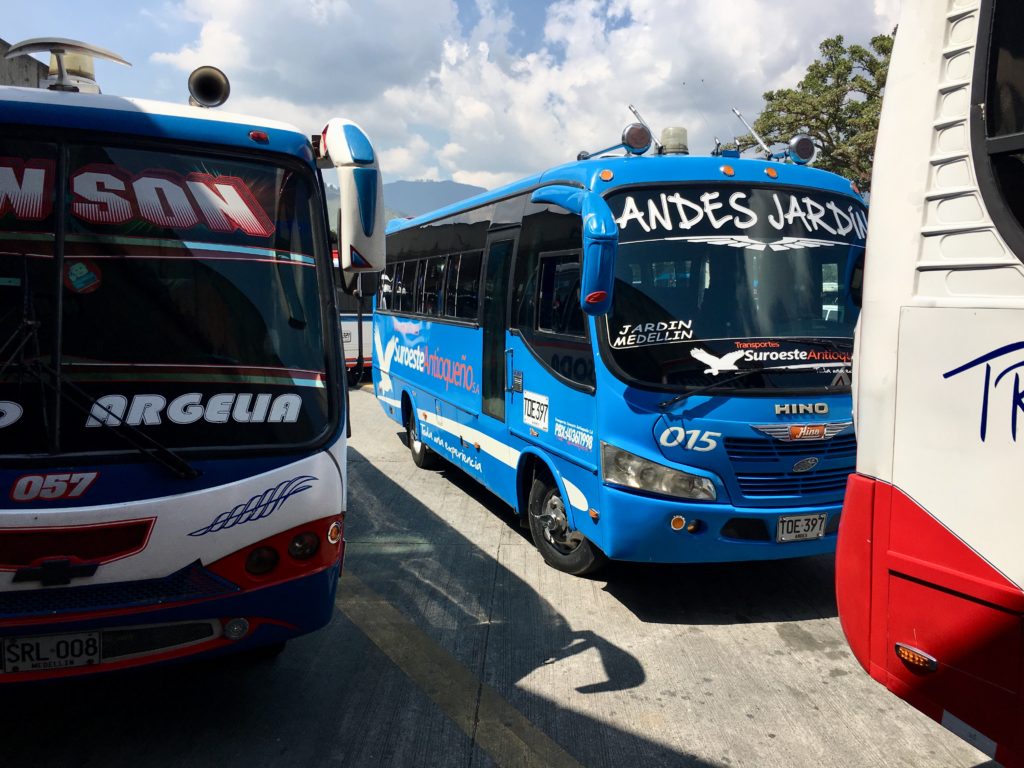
[23,359,200,480]
[658,361,850,411]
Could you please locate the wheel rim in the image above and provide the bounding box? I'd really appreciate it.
[409,420,422,453]
[534,492,581,555]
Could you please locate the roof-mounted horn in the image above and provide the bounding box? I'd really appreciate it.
[4,37,130,94]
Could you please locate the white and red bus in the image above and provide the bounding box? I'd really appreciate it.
[837,2,1024,764]
[0,39,384,679]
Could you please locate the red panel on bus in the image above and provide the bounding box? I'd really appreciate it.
[859,483,1024,766]
[835,473,875,672]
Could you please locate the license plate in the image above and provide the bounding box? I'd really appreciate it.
[2,632,101,673]
[776,513,827,543]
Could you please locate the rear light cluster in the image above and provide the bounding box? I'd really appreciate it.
[245,531,321,576]
[207,515,345,586]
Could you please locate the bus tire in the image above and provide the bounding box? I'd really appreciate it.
[407,410,439,469]
[527,476,606,576]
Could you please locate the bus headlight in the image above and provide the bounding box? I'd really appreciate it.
[601,443,716,501]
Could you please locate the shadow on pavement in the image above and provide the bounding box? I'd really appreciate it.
[0,443,729,768]
[425,437,839,626]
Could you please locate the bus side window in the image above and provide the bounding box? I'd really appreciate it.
[537,252,584,338]
[422,256,446,316]
[459,251,482,319]
[444,254,461,318]
[396,262,412,313]
[513,206,593,389]
[411,260,426,314]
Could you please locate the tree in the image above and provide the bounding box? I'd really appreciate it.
[743,32,894,192]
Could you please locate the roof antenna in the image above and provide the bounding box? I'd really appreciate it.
[731,108,772,159]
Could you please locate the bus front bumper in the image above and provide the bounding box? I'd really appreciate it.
[594,484,841,564]
[0,560,342,683]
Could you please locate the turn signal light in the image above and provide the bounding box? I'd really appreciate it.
[721,165,735,177]
[895,643,938,672]
[670,515,686,531]
[327,520,343,545]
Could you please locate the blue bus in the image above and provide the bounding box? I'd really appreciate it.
[374,121,865,575]
[0,39,383,679]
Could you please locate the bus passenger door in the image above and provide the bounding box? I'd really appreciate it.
[506,246,599,537]
[478,233,518,502]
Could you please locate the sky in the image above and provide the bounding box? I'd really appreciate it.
[4,0,901,187]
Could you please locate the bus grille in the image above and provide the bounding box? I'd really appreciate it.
[724,433,854,499]
[734,467,853,498]
[103,621,217,660]
[725,433,856,461]
[0,561,238,619]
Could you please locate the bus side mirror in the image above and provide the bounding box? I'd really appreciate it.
[320,118,385,273]
[845,252,864,308]
[530,185,618,316]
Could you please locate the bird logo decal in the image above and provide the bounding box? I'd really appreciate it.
[373,326,397,396]
[690,348,746,376]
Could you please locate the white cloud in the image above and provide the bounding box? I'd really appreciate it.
[151,0,898,187]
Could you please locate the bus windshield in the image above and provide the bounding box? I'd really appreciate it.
[602,184,866,391]
[0,137,330,456]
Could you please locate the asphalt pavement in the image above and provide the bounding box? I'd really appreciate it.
[0,383,995,768]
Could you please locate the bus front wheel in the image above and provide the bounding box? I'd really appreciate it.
[407,410,439,469]
[527,476,606,576]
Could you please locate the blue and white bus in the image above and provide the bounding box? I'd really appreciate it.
[0,39,383,679]
[374,121,865,575]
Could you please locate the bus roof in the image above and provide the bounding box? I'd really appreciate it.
[387,153,864,234]
[0,84,313,161]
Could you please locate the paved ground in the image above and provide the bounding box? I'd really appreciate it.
[0,384,995,767]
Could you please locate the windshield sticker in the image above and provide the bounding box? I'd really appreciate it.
[689,342,851,376]
[1,157,277,240]
[691,348,745,376]
[0,158,55,221]
[611,187,867,245]
[0,401,23,429]
[554,418,593,452]
[63,259,102,294]
[84,392,302,427]
[70,166,275,237]
[738,343,850,365]
[613,320,694,349]
[523,390,549,432]
[188,475,316,536]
